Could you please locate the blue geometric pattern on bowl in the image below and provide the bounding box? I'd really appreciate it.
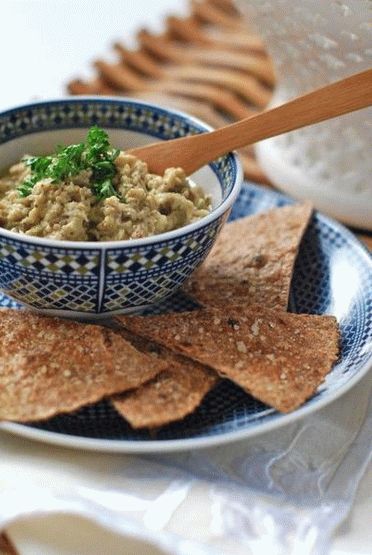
[102,221,221,312]
[0,99,237,315]
[0,218,223,314]
[1,183,370,445]
[0,239,101,311]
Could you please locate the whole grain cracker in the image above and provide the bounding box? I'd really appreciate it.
[111,329,218,428]
[0,309,167,422]
[184,202,313,310]
[117,305,340,412]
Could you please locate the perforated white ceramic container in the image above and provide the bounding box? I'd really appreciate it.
[238,0,372,229]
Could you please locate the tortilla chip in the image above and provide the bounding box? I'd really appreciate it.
[117,305,339,412]
[184,203,313,310]
[0,309,167,422]
[111,329,218,428]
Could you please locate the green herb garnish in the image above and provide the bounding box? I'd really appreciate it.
[18,126,121,199]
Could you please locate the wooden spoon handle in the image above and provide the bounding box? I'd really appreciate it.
[180,68,372,174]
[129,69,372,175]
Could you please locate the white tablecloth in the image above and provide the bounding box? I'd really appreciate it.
[1,372,371,555]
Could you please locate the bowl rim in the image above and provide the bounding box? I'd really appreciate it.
[0,96,244,249]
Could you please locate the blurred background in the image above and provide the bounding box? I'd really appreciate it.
[1,0,189,107]
[1,0,371,235]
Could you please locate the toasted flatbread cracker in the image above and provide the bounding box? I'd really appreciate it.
[111,329,218,428]
[0,309,167,422]
[117,305,339,412]
[184,203,313,310]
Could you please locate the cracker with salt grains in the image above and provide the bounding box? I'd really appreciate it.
[184,202,313,310]
[111,329,218,428]
[118,305,340,413]
[0,309,167,422]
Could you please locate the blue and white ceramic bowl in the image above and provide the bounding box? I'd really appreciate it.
[0,98,243,318]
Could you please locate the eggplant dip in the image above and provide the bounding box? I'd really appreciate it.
[0,127,211,241]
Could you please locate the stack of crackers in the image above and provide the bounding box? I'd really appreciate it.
[0,203,340,429]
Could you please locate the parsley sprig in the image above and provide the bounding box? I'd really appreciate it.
[18,126,121,199]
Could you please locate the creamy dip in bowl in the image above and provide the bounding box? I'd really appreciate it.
[0,98,242,318]
[0,127,211,242]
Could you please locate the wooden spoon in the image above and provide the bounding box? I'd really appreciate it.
[129,69,372,175]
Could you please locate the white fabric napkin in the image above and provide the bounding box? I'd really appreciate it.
[0,371,371,555]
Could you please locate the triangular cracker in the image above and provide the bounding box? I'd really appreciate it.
[184,203,313,310]
[111,330,218,428]
[0,309,167,422]
[117,305,339,412]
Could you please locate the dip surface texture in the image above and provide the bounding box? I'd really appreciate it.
[0,152,210,242]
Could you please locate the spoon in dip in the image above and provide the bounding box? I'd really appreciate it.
[129,69,372,175]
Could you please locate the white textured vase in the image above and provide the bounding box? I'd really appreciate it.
[237,0,372,229]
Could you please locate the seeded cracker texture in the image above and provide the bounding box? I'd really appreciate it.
[184,203,313,310]
[0,309,167,422]
[118,305,340,413]
[111,329,218,428]
[112,204,313,426]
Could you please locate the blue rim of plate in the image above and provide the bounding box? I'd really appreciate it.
[0,183,371,453]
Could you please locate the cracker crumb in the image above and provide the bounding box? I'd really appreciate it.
[63,369,72,378]
[174,334,181,341]
[236,341,247,353]
[266,354,275,362]
[251,320,260,336]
